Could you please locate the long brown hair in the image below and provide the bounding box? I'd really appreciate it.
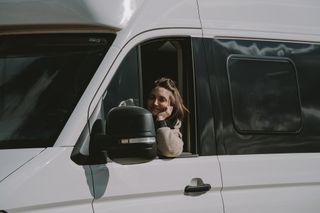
[152,77,188,120]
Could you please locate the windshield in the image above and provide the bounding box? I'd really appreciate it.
[0,33,115,149]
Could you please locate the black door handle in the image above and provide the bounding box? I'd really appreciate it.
[184,183,211,193]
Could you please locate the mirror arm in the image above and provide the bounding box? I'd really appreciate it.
[90,134,116,153]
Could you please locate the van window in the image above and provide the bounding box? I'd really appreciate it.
[140,38,196,154]
[208,38,320,154]
[103,37,198,155]
[0,34,115,149]
[227,56,301,133]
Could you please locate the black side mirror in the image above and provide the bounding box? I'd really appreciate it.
[91,106,157,164]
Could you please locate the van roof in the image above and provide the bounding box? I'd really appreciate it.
[1,0,319,39]
[0,0,132,34]
[0,0,200,35]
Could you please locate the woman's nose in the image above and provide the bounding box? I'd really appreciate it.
[153,99,159,106]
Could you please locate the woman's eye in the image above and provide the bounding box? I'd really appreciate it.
[159,97,166,102]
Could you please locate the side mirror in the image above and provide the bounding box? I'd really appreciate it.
[91,106,157,164]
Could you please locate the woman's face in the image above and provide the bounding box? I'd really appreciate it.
[147,86,173,117]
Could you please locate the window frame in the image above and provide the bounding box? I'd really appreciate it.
[139,37,198,156]
[101,36,199,156]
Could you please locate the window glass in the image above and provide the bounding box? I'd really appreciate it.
[0,34,115,148]
[103,47,140,115]
[227,56,301,132]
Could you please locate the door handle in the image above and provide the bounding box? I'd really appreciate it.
[184,178,211,196]
[184,183,211,193]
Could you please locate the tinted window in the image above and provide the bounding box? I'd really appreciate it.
[227,56,301,133]
[209,38,320,154]
[0,34,115,148]
[103,46,141,115]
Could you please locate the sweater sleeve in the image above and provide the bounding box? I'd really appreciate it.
[156,120,183,157]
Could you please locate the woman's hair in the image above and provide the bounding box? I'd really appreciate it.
[152,77,188,120]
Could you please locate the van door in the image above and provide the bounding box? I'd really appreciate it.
[89,34,224,213]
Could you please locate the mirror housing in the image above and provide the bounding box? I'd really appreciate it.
[91,106,157,164]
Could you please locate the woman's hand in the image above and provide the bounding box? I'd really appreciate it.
[156,106,173,121]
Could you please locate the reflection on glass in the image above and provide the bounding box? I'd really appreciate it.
[0,34,114,148]
[227,56,301,132]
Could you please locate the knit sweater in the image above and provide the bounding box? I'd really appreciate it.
[155,119,183,157]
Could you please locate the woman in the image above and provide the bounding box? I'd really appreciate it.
[146,77,188,157]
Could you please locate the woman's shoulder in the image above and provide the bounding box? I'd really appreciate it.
[166,118,181,129]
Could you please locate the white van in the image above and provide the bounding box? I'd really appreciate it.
[1,0,320,212]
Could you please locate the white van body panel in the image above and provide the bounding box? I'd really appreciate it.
[0,148,94,212]
[0,0,141,31]
[93,157,223,213]
[198,0,320,42]
[0,0,200,36]
[110,0,201,49]
[0,149,43,182]
[198,0,320,39]
[219,154,320,213]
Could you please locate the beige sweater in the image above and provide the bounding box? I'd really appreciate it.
[156,120,183,157]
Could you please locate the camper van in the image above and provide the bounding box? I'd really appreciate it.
[1,0,320,212]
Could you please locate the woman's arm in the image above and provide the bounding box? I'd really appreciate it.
[156,120,183,157]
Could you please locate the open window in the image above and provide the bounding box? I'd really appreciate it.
[102,37,196,156]
[140,38,196,154]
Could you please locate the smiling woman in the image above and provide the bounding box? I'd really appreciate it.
[147,83,173,121]
[146,77,188,157]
